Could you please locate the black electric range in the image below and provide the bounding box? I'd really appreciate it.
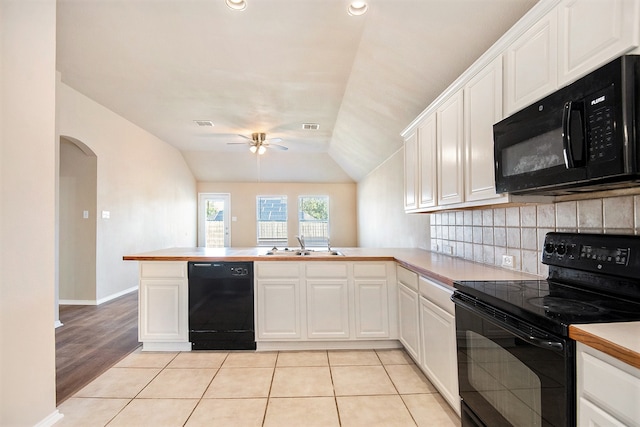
[452,232,640,427]
[454,232,640,337]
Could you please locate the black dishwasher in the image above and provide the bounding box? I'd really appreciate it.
[188,261,255,350]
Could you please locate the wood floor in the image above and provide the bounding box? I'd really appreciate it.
[56,291,140,405]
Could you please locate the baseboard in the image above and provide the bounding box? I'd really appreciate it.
[54,320,64,328]
[256,340,402,352]
[59,286,138,306]
[34,409,63,427]
[96,286,138,305]
[59,299,96,306]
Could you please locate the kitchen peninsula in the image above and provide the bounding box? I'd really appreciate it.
[124,247,537,350]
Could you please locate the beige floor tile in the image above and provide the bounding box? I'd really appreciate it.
[221,351,277,368]
[376,349,415,365]
[138,368,216,398]
[337,395,416,427]
[385,364,438,394]
[402,394,460,426]
[113,350,177,368]
[56,397,129,427]
[264,397,340,427]
[203,367,273,398]
[276,350,328,367]
[331,365,396,396]
[185,398,267,427]
[107,398,198,427]
[328,350,381,366]
[270,366,334,397]
[167,351,228,369]
[75,367,161,398]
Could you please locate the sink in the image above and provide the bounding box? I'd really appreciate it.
[262,248,344,257]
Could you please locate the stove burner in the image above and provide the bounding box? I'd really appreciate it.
[527,296,606,314]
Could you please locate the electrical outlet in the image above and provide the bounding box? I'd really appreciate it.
[502,255,515,268]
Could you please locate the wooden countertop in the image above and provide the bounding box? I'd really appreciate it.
[569,322,640,370]
[123,247,539,287]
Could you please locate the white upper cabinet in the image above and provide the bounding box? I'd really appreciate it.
[504,11,558,115]
[403,130,418,211]
[418,115,437,209]
[464,56,506,203]
[558,0,640,85]
[403,114,437,212]
[437,90,464,206]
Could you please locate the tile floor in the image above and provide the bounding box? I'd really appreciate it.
[56,349,460,427]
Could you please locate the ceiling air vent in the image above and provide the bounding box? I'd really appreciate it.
[302,123,320,130]
[194,120,214,127]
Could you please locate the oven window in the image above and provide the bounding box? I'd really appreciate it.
[466,331,542,426]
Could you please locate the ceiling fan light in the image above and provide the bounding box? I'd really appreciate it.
[348,1,368,16]
[225,0,247,11]
[257,145,266,155]
[249,145,257,153]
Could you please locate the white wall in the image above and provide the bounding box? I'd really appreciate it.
[0,1,60,425]
[57,82,198,302]
[197,182,357,248]
[357,147,430,248]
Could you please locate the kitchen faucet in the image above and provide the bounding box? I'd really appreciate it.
[296,235,305,250]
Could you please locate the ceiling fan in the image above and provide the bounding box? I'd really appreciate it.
[229,132,288,154]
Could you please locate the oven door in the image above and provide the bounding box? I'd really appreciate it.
[453,294,574,427]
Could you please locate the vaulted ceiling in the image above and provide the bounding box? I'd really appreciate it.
[56,0,538,183]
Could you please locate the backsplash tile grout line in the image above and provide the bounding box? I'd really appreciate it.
[430,195,640,277]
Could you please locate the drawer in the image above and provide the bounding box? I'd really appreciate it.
[255,262,300,278]
[353,263,387,278]
[140,262,186,278]
[419,276,454,315]
[579,345,640,426]
[306,263,348,278]
[397,265,418,291]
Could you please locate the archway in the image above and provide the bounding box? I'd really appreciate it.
[58,136,97,304]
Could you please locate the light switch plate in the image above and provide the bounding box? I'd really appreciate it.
[101,210,110,219]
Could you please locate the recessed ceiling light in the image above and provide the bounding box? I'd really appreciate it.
[348,1,368,16]
[225,0,247,11]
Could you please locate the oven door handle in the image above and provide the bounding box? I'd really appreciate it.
[453,297,565,352]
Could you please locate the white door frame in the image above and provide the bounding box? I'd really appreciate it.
[198,193,231,247]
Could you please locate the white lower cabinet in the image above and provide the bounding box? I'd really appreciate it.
[354,263,391,338]
[577,342,640,426]
[419,293,459,414]
[397,265,460,416]
[138,261,189,351]
[255,263,302,340]
[255,261,396,345]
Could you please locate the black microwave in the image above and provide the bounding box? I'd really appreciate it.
[494,55,640,195]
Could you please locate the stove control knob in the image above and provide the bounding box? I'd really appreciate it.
[556,244,566,256]
[544,243,555,254]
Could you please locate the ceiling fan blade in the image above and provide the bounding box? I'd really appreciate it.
[266,137,283,143]
[227,142,252,145]
[237,134,253,140]
[267,143,288,151]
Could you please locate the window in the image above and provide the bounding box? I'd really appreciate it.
[256,196,287,246]
[298,196,329,247]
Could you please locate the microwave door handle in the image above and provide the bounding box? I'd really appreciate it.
[562,101,586,168]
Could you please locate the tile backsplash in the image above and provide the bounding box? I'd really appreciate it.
[430,195,640,277]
